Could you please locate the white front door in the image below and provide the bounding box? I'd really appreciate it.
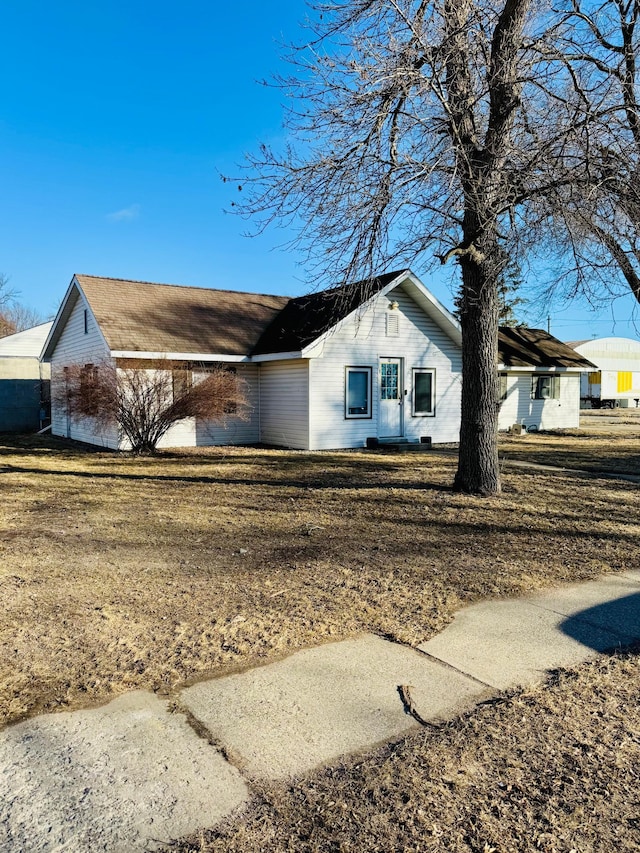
[379,357,403,437]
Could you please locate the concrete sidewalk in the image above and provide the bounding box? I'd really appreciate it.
[1,570,639,852]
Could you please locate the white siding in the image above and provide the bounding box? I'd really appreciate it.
[49,295,118,448]
[155,418,197,449]
[259,360,309,448]
[195,364,261,446]
[307,286,462,449]
[0,322,53,357]
[498,373,581,431]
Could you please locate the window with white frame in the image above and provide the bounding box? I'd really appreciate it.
[345,366,372,418]
[530,374,560,400]
[412,368,435,416]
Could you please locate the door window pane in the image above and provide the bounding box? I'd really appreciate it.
[381,362,399,400]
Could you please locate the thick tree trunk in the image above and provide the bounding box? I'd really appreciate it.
[454,256,501,495]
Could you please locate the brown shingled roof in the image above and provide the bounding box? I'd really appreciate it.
[76,275,291,356]
[498,327,595,369]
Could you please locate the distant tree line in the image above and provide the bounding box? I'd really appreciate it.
[0,273,46,337]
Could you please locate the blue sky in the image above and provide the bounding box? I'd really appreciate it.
[0,0,638,342]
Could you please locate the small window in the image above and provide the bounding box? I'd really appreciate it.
[345,366,372,419]
[412,368,435,416]
[172,368,192,400]
[499,373,508,402]
[531,375,560,400]
[83,309,89,334]
[80,363,98,391]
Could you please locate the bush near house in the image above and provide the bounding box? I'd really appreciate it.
[54,360,249,453]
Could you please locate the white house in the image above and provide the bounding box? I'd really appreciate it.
[42,271,464,450]
[42,273,593,449]
[567,337,640,408]
[0,321,53,432]
[497,326,594,431]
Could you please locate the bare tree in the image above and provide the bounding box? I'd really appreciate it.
[0,272,46,337]
[0,273,19,337]
[548,0,640,306]
[0,304,47,337]
[54,360,250,454]
[234,0,594,495]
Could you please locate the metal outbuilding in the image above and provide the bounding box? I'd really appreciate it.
[568,337,640,408]
[0,322,53,431]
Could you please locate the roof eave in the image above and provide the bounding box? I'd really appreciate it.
[498,363,594,372]
[251,350,303,362]
[111,351,251,362]
[41,276,80,360]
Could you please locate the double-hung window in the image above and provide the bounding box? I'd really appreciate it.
[345,366,372,418]
[531,375,560,400]
[412,368,435,416]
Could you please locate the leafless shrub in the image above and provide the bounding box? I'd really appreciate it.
[54,360,249,454]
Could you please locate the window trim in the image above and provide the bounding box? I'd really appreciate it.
[499,372,508,403]
[345,366,373,419]
[530,374,560,401]
[412,368,436,417]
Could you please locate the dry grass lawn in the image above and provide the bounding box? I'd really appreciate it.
[1,422,639,731]
[499,409,640,474]
[2,419,639,851]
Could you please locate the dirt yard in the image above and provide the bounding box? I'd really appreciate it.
[1,421,639,730]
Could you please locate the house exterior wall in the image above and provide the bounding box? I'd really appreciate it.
[49,299,261,449]
[194,363,261,446]
[498,372,581,431]
[49,295,118,447]
[259,359,309,449]
[307,286,462,450]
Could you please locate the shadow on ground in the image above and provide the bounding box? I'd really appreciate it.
[560,592,640,651]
